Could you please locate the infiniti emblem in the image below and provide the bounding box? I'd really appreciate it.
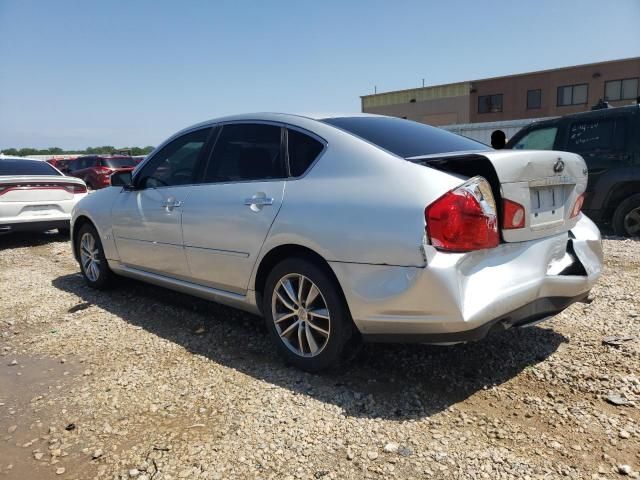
[553,159,565,173]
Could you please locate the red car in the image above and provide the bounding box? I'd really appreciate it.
[67,155,137,190]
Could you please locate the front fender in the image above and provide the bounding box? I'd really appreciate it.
[71,187,121,262]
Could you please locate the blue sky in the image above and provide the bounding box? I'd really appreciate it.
[1,0,638,149]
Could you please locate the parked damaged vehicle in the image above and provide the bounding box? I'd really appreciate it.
[71,113,603,371]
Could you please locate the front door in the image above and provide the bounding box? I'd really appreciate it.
[111,127,213,278]
[181,123,286,294]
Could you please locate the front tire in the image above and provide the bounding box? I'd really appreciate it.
[76,223,113,289]
[263,258,352,372]
[612,193,640,237]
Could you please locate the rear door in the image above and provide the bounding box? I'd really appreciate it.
[111,127,214,278]
[181,122,286,294]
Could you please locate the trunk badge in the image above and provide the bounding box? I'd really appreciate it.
[553,159,565,173]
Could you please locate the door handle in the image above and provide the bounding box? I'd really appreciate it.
[244,197,274,206]
[244,193,274,211]
[161,198,182,211]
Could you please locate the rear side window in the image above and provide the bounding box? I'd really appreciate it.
[287,129,324,177]
[0,159,60,176]
[204,124,284,182]
[104,157,137,168]
[567,118,626,152]
[322,116,487,158]
[512,127,558,150]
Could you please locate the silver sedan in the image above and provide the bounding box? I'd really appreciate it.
[71,113,603,371]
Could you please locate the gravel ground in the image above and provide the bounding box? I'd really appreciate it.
[0,232,638,480]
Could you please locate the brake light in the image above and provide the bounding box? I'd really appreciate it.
[425,176,499,252]
[95,167,114,177]
[570,193,584,218]
[502,199,526,229]
[65,184,87,194]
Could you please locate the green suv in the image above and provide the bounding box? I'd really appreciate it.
[507,104,640,236]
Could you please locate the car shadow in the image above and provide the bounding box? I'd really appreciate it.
[0,230,69,251]
[52,272,566,420]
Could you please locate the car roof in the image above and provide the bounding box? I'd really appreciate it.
[528,104,639,128]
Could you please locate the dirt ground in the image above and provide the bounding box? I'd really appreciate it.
[0,232,638,480]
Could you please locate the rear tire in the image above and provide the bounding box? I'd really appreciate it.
[612,193,640,237]
[76,223,113,289]
[263,258,352,372]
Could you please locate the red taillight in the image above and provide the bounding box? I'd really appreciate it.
[95,167,114,177]
[425,176,499,252]
[65,184,87,194]
[502,199,526,230]
[570,193,584,218]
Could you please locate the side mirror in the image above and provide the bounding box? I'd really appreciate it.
[110,171,133,188]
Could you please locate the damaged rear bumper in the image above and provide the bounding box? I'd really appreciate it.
[329,214,602,343]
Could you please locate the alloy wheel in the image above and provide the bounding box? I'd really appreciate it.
[80,232,101,282]
[271,273,331,357]
[623,207,640,236]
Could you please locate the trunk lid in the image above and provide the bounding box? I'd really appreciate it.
[408,150,588,243]
[0,175,86,202]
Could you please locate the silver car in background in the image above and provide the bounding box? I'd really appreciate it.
[71,113,603,371]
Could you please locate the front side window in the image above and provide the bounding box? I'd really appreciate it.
[511,127,558,150]
[478,94,503,113]
[204,123,284,183]
[557,84,588,106]
[527,89,541,109]
[287,129,324,177]
[605,78,639,101]
[567,118,626,152]
[137,128,211,188]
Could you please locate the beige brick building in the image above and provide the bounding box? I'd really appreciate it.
[361,57,640,126]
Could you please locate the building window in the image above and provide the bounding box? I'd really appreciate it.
[478,94,503,113]
[557,84,588,106]
[604,78,639,101]
[527,89,541,109]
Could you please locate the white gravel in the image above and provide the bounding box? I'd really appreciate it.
[0,232,638,479]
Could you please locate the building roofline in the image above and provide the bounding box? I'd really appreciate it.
[361,56,640,99]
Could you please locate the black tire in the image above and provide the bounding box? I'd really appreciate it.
[76,223,114,289]
[263,257,353,372]
[612,193,640,237]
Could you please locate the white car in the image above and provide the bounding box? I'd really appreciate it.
[71,113,603,371]
[0,156,87,235]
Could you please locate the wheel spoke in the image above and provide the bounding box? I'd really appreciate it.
[274,311,296,323]
[275,290,296,312]
[297,323,305,355]
[305,324,319,354]
[305,284,319,306]
[281,279,299,307]
[279,319,300,338]
[307,321,329,337]
[309,308,329,320]
[297,276,305,305]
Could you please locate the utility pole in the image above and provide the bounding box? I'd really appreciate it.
[374,85,377,94]
[422,78,425,88]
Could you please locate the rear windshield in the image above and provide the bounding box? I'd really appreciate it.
[104,157,137,168]
[0,158,60,176]
[322,116,488,158]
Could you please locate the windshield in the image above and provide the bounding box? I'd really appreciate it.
[322,116,489,158]
[104,157,137,168]
[0,158,61,176]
